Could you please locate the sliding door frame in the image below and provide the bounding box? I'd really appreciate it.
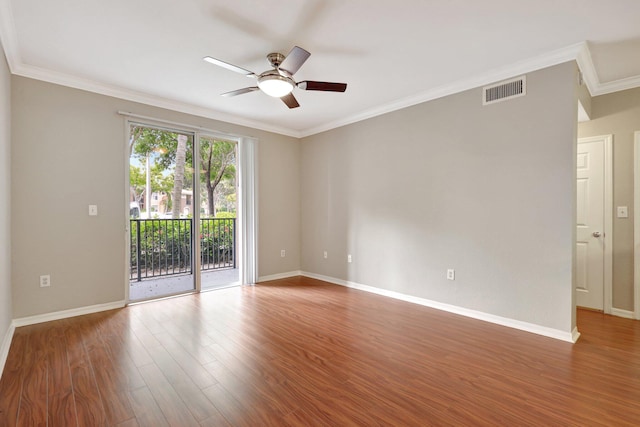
[122,114,258,304]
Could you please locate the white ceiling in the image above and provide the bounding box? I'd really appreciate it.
[2,0,640,137]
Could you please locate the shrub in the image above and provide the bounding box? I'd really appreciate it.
[130,217,236,279]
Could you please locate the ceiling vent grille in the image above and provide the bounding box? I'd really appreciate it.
[483,76,526,105]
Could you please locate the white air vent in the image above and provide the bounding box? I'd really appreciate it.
[483,76,526,105]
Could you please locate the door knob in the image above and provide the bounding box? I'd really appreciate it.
[592,231,601,237]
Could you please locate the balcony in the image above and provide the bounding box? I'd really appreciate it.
[129,217,237,300]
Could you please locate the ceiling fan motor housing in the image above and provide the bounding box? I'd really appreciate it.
[267,52,286,68]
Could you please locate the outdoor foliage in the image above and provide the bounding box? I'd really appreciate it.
[200,137,236,216]
[200,217,235,268]
[129,125,193,216]
[130,217,236,280]
[214,211,236,219]
[129,125,237,217]
[129,164,174,209]
[130,220,192,277]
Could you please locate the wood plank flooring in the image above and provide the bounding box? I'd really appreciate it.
[1,276,640,426]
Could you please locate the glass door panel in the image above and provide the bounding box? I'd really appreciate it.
[128,124,196,301]
[198,136,239,290]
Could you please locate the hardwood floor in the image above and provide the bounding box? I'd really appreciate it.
[1,276,640,426]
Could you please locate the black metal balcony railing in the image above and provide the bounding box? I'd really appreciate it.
[130,218,236,282]
[200,217,236,272]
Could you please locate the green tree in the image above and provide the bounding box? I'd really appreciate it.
[129,126,177,159]
[129,164,174,210]
[129,165,146,205]
[172,134,188,217]
[129,125,192,217]
[129,127,235,218]
[200,137,236,217]
[214,179,236,213]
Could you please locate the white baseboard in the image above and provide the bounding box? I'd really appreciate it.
[572,327,581,342]
[301,271,578,343]
[12,300,126,328]
[0,322,16,377]
[258,270,302,283]
[611,307,635,319]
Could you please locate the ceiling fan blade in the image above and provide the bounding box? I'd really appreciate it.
[281,93,300,109]
[297,81,347,92]
[221,87,259,97]
[279,46,310,75]
[203,56,257,78]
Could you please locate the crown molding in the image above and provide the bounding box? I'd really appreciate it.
[574,42,599,95]
[592,75,640,96]
[301,43,588,137]
[0,0,301,137]
[12,63,303,138]
[2,6,640,140]
[574,41,640,97]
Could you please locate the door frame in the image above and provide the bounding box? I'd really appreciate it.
[634,131,640,319]
[577,135,613,314]
[124,120,198,302]
[196,133,259,286]
[122,112,258,303]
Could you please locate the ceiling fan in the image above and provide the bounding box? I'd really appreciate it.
[203,46,347,109]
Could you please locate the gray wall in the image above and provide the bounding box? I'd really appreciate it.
[578,87,640,311]
[11,76,300,318]
[8,61,582,335]
[301,62,578,333]
[0,52,12,342]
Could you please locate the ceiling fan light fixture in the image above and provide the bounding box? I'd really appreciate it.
[205,46,347,109]
[258,74,294,98]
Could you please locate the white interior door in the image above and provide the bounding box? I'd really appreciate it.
[576,139,605,310]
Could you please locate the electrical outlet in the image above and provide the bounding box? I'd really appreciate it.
[40,275,51,287]
[347,254,352,263]
[447,269,455,280]
[323,251,328,259]
[280,249,286,258]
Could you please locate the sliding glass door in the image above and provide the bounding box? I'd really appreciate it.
[128,123,196,301]
[198,135,239,290]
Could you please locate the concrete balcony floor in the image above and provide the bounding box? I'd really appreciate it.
[129,268,239,301]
